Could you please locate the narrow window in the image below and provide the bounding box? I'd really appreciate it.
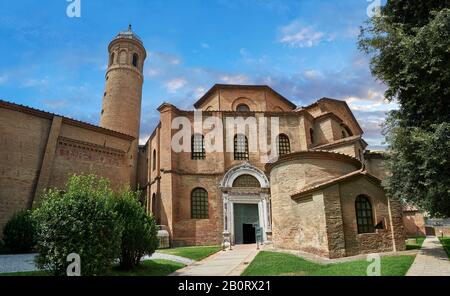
[191,134,206,160]
[191,188,209,219]
[152,149,157,171]
[109,52,115,66]
[151,193,157,215]
[310,128,315,145]
[132,53,139,67]
[355,195,375,234]
[277,134,291,156]
[236,104,250,112]
[234,134,249,160]
[343,125,353,136]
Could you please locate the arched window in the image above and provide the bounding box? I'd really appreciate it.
[342,130,347,139]
[236,104,250,112]
[277,134,291,156]
[132,53,139,67]
[109,52,115,66]
[234,134,249,160]
[191,188,209,219]
[232,174,260,188]
[343,125,353,137]
[355,195,375,234]
[191,134,205,160]
[310,128,315,145]
[119,50,127,64]
[152,150,157,171]
[151,193,157,215]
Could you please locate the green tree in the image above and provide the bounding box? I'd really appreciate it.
[2,210,36,254]
[114,189,158,270]
[33,175,123,276]
[359,0,450,217]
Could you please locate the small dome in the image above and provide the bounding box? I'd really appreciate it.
[114,25,143,45]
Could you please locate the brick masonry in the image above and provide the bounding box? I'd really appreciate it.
[1,29,406,259]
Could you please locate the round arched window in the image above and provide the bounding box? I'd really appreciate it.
[232,174,260,188]
[132,53,139,67]
[236,104,250,112]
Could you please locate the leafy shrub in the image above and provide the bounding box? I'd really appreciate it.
[114,189,158,270]
[2,210,36,254]
[33,175,123,276]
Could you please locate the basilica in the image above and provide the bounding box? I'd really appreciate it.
[0,27,405,258]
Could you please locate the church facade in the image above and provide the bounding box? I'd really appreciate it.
[0,28,405,259]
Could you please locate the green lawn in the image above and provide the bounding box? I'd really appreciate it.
[439,237,450,259]
[242,251,416,276]
[405,237,426,250]
[157,245,222,261]
[0,259,185,277]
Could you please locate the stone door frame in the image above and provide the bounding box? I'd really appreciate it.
[219,162,272,246]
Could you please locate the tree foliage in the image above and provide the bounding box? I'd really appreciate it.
[33,175,123,276]
[359,0,450,216]
[114,189,158,270]
[2,210,36,254]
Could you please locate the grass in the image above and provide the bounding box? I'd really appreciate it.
[439,237,450,259]
[107,259,185,276]
[157,245,222,261]
[242,251,416,276]
[0,259,185,277]
[405,237,426,250]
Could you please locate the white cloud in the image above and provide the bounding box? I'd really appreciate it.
[139,134,150,146]
[303,70,322,80]
[23,77,49,88]
[148,51,181,65]
[201,43,210,49]
[165,78,187,93]
[279,21,325,48]
[0,74,7,84]
[220,74,249,85]
[147,69,160,77]
[345,90,398,112]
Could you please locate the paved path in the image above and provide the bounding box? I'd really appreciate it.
[144,252,195,266]
[0,253,38,273]
[406,236,450,276]
[0,252,193,274]
[170,244,259,276]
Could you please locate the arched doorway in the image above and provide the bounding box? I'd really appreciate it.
[219,163,271,246]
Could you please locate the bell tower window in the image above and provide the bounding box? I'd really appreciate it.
[132,53,139,68]
[109,52,115,66]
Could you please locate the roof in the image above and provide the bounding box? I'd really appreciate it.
[291,170,382,201]
[305,97,364,135]
[112,25,143,45]
[0,99,135,141]
[265,150,363,173]
[312,135,369,150]
[193,84,298,110]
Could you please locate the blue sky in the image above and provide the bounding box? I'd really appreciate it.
[0,0,394,148]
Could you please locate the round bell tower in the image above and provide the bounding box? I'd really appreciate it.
[100,25,146,138]
[100,25,146,187]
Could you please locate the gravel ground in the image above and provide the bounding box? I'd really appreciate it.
[0,253,38,273]
[144,252,195,265]
[0,252,194,274]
